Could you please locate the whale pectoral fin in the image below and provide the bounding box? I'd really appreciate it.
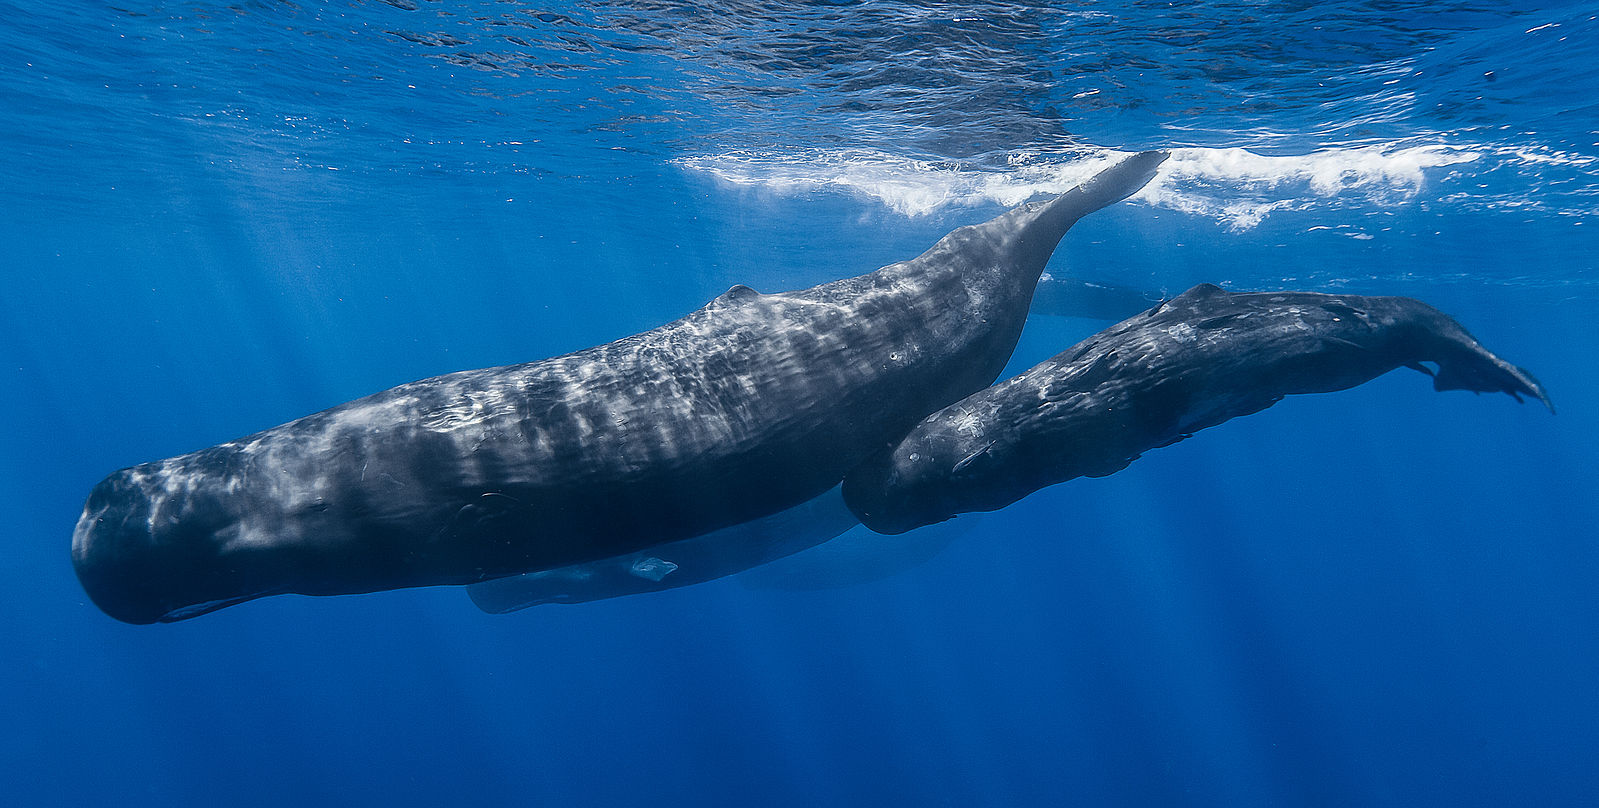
[467,571,578,614]
[1406,361,1437,378]
[467,488,860,613]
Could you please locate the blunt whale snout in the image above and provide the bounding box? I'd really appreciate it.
[73,470,178,625]
[73,465,272,624]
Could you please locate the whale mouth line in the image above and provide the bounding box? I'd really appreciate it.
[157,592,274,623]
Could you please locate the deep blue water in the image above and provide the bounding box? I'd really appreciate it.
[3,1,1598,805]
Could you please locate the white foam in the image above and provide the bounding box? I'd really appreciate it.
[676,147,1117,217]
[1145,144,1482,229]
[676,142,1593,229]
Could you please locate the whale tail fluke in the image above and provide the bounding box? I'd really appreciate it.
[1405,306,1555,413]
[1429,350,1554,413]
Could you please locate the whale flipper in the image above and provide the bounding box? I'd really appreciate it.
[466,487,859,613]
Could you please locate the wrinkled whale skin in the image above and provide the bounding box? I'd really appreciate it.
[72,152,1170,624]
[843,283,1553,534]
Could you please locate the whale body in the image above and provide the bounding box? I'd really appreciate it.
[843,283,1554,534]
[72,152,1169,623]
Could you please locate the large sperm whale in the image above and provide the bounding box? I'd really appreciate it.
[71,151,1170,623]
[843,284,1554,534]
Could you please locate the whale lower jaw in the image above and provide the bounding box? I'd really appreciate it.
[157,593,275,623]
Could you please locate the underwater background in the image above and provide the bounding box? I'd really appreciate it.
[3,1,1597,805]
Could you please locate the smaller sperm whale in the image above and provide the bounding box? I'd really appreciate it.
[843,284,1553,535]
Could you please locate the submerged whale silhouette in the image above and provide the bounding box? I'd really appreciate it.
[72,152,1170,623]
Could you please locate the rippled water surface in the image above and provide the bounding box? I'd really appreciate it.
[3,2,1597,806]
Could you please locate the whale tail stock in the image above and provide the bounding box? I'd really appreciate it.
[1003,150,1169,266]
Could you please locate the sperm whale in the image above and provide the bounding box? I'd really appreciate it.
[71,152,1170,623]
[843,283,1554,534]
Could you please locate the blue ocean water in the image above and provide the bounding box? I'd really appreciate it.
[2,1,1597,805]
